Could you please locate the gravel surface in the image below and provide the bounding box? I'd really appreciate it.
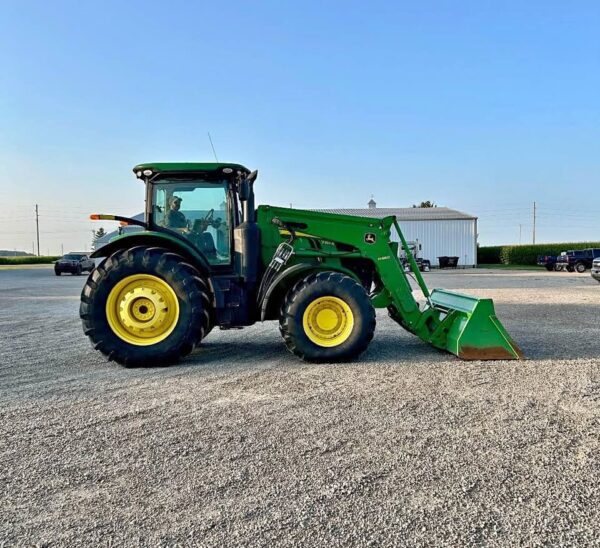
[1,267,599,547]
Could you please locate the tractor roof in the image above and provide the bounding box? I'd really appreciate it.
[133,162,250,177]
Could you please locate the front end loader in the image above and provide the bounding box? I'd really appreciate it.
[82,162,522,366]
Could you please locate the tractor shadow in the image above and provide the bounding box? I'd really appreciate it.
[181,301,600,371]
[179,319,449,371]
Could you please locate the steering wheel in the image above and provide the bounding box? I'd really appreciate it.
[203,209,215,225]
[190,209,218,234]
[203,208,223,230]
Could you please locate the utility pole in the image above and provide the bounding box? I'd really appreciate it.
[519,224,522,245]
[35,204,40,256]
[532,202,536,244]
[61,243,64,255]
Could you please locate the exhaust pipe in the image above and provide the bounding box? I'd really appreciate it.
[235,171,260,292]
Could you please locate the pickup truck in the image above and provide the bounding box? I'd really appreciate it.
[537,255,559,271]
[592,258,600,283]
[556,248,600,273]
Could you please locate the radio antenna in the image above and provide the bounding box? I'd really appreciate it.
[207,132,219,162]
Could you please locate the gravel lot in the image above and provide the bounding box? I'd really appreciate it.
[1,266,599,547]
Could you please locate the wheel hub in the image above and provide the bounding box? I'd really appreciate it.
[106,274,180,346]
[303,296,354,347]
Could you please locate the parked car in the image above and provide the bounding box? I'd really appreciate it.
[555,248,600,273]
[537,254,560,271]
[54,253,95,276]
[592,258,600,283]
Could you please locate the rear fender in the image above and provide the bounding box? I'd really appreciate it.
[260,263,359,321]
[91,231,211,276]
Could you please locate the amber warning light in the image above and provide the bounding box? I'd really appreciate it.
[90,214,115,221]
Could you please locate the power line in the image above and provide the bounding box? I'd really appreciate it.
[3,229,95,235]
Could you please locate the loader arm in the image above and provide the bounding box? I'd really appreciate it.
[257,205,523,360]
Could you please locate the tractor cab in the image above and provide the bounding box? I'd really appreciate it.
[133,163,255,267]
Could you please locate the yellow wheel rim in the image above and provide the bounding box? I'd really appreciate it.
[302,296,354,347]
[105,274,180,346]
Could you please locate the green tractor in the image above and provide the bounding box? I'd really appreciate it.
[82,162,522,366]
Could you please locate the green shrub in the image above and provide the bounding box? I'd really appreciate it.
[0,256,60,265]
[479,242,600,266]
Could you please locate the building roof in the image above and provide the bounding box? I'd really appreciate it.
[313,207,476,221]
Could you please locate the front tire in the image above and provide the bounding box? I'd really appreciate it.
[80,246,211,367]
[575,262,586,273]
[279,271,375,363]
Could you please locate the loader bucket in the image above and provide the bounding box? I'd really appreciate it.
[429,289,523,360]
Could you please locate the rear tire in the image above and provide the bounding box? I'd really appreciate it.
[575,262,586,273]
[80,246,211,367]
[545,264,554,271]
[279,271,375,362]
[567,265,574,272]
[193,276,214,344]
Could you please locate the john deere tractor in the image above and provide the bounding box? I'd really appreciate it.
[82,162,522,366]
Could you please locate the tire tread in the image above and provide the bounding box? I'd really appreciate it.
[80,246,212,367]
[279,271,375,363]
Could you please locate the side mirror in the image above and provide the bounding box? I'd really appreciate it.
[239,170,258,201]
[247,170,258,185]
[239,180,250,201]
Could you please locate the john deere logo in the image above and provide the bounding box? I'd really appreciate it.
[364,233,376,244]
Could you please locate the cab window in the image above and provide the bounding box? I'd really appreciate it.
[153,180,230,265]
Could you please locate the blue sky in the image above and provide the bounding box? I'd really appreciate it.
[1,0,599,252]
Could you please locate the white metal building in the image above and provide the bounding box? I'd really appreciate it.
[316,204,478,267]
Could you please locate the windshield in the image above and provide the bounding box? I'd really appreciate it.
[63,254,84,260]
[152,180,231,265]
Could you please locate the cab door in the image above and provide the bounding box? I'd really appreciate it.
[152,180,234,269]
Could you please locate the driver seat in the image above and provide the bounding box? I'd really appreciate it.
[198,232,217,260]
